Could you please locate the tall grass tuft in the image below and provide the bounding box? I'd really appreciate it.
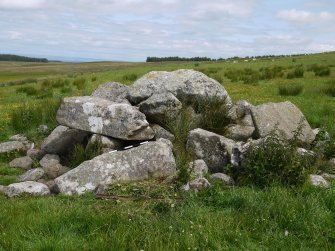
[278,83,304,96]
[10,99,60,133]
[287,66,304,79]
[122,73,138,82]
[323,80,335,97]
[73,78,86,90]
[16,86,38,96]
[308,64,331,77]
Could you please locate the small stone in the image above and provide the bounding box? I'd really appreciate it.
[309,174,329,188]
[38,124,49,134]
[210,173,234,186]
[18,168,45,182]
[27,148,44,160]
[321,173,335,181]
[0,141,27,154]
[9,134,28,142]
[188,178,211,191]
[5,181,50,197]
[188,159,208,178]
[151,124,175,141]
[0,185,6,194]
[9,156,33,170]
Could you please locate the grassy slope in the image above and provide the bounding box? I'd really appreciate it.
[0,52,335,250]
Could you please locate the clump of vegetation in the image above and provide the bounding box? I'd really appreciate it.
[68,136,103,168]
[10,99,60,133]
[259,65,285,79]
[278,83,304,96]
[122,73,138,82]
[308,64,331,77]
[322,80,335,97]
[224,68,260,84]
[287,66,304,79]
[230,130,316,187]
[91,76,97,82]
[73,78,86,90]
[16,86,38,96]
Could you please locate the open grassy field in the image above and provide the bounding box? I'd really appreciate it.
[0,52,335,250]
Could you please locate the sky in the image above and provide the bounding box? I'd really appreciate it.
[0,0,335,62]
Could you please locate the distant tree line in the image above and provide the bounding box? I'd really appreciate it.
[146,56,213,62]
[147,53,317,62]
[0,54,48,62]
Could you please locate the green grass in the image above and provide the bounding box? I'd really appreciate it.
[278,83,304,96]
[1,51,335,250]
[0,184,334,250]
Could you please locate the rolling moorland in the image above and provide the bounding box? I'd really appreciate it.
[0,52,335,250]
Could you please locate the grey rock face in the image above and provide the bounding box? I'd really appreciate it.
[186,128,236,172]
[92,82,130,104]
[39,154,69,179]
[151,124,175,141]
[0,141,27,154]
[225,124,254,141]
[321,173,335,181]
[86,134,124,151]
[309,174,329,188]
[9,134,28,142]
[210,173,234,186]
[0,185,6,194]
[5,181,50,197]
[188,159,208,178]
[251,101,315,144]
[138,92,182,124]
[18,168,45,182]
[128,69,232,106]
[26,148,44,160]
[41,125,88,155]
[38,124,49,134]
[9,156,33,170]
[55,139,176,195]
[56,96,155,140]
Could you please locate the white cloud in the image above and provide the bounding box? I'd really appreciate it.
[0,0,44,10]
[277,9,335,23]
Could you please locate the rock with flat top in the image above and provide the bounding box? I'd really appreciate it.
[0,141,26,154]
[54,139,176,195]
[92,82,130,104]
[5,181,50,197]
[18,168,45,182]
[9,156,33,170]
[56,96,155,140]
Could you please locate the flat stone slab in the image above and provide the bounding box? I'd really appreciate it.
[5,181,50,197]
[56,96,155,140]
[0,141,26,154]
[55,139,176,195]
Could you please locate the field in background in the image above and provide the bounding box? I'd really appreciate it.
[0,52,335,250]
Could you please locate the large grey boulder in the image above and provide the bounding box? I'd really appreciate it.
[56,96,155,140]
[138,92,182,124]
[18,168,45,182]
[55,139,176,195]
[9,156,33,170]
[92,82,130,104]
[41,125,88,155]
[251,101,315,144]
[128,69,232,106]
[5,181,50,197]
[0,141,26,154]
[186,128,236,172]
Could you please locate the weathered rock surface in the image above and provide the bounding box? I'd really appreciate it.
[40,154,69,179]
[86,134,123,151]
[27,148,44,160]
[151,124,175,141]
[138,92,182,124]
[321,173,335,181]
[9,134,28,142]
[128,69,232,106]
[186,128,236,172]
[0,141,26,154]
[309,174,329,188]
[41,125,88,155]
[9,156,33,170]
[0,185,6,194]
[18,168,45,182]
[38,124,49,134]
[182,178,211,192]
[5,181,50,197]
[225,124,254,141]
[56,96,155,140]
[251,101,315,144]
[55,139,176,195]
[210,173,234,186]
[92,82,130,104]
[188,159,208,178]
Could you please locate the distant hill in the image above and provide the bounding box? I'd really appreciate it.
[0,54,48,63]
